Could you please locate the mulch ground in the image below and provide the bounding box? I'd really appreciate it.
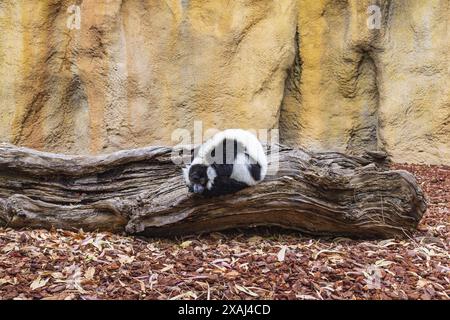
[0,164,448,300]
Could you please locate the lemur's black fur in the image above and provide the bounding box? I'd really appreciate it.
[188,171,249,197]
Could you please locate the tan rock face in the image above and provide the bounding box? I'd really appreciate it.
[0,0,298,154]
[281,0,450,164]
[0,0,448,164]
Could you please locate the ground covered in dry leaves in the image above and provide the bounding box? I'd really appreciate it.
[0,164,448,300]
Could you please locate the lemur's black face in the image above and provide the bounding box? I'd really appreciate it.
[188,164,208,194]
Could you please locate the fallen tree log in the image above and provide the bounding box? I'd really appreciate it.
[0,143,426,238]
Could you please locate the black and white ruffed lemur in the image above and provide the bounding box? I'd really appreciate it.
[183,129,268,197]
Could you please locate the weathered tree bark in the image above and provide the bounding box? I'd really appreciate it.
[0,143,426,238]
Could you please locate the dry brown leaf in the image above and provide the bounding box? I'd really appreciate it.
[180,241,193,248]
[30,277,49,290]
[118,254,134,265]
[85,267,95,280]
[235,284,259,297]
[277,246,288,262]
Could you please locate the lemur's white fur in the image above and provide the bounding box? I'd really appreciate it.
[206,166,217,190]
[182,167,191,186]
[184,129,268,190]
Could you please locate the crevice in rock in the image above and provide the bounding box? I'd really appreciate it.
[344,43,386,156]
[279,26,303,146]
